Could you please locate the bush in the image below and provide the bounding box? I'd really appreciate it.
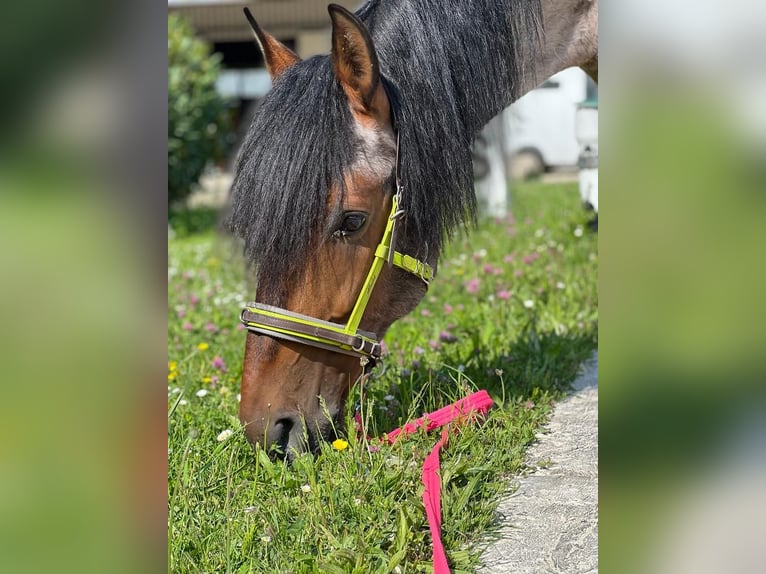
[168,14,232,207]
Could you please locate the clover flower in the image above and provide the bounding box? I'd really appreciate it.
[438,331,457,343]
[212,356,227,371]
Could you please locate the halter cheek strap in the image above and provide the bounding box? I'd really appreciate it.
[240,142,433,363]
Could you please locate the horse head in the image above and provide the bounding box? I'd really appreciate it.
[229,6,431,457]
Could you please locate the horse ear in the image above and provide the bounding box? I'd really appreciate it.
[244,7,300,80]
[328,4,389,121]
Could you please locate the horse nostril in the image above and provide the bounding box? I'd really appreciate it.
[267,417,299,457]
[270,418,291,450]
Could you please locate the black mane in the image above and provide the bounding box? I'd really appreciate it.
[226,0,542,289]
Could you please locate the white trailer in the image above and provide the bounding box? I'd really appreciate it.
[505,67,596,177]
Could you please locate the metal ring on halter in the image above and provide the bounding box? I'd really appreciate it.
[414,260,429,283]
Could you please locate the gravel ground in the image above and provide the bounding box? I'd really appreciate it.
[481,352,598,573]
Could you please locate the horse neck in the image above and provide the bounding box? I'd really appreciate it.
[366,0,543,136]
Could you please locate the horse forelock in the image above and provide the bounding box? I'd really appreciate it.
[225,57,359,292]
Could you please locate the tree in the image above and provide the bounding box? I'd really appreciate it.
[168,14,232,207]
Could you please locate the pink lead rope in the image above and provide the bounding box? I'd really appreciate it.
[422,429,451,573]
[383,390,494,573]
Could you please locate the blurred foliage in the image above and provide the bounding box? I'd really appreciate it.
[600,83,766,574]
[168,14,232,208]
[168,206,221,238]
[0,0,115,147]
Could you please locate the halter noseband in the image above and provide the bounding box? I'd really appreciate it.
[240,133,433,366]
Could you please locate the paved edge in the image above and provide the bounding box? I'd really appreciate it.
[480,352,598,573]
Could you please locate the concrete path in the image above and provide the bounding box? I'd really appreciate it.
[481,352,598,573]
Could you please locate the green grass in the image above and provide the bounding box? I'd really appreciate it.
[168,181,598,573]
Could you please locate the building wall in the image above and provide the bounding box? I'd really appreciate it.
[168,0,359,50]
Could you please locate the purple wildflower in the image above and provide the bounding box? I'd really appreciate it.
[523,253,541,265]
[438,331,457,343]
[182,322,193,331]
[205,322,218,333]
[465,278,480,294]
[497,290,511,300]
[212,356,227,372]
[443,303,453,314]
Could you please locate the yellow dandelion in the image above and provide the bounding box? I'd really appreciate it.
[202,376,211,384]
[167,372,177,381]
[168,361,178,372]
[332,438,349,451]
[197,342,209,351]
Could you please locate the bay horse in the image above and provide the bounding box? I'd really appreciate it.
[226,0,597,457]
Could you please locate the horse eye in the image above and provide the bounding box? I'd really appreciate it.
[334,212,367,238]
